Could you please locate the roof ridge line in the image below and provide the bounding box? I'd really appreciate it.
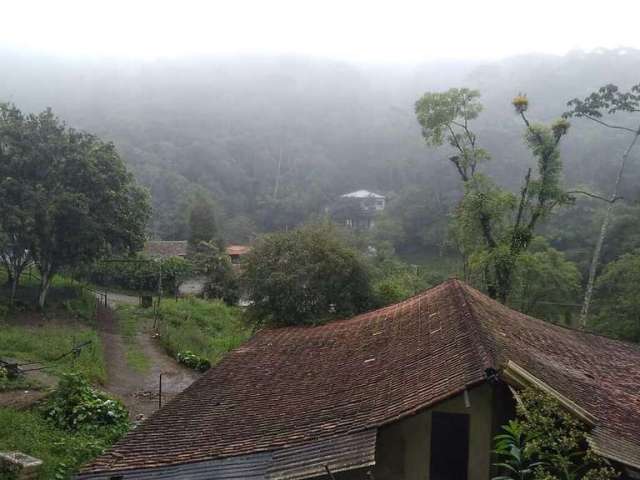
[449,279,495,370]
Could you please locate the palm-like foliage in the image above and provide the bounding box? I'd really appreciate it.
[493,421,544,480]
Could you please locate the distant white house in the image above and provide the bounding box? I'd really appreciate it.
[341,190,386,211]
[333,190,386,230]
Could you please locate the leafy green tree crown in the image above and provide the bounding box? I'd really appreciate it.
[241,223,374,326]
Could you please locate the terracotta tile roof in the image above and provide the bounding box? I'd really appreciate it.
[80,280,640,475]
[143,241,188,259]
[459,284,640,469]
[225,245,251,256]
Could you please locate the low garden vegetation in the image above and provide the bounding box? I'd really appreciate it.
[176,351,211,372]
[0,374,129,480]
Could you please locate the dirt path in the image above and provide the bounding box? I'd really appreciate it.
[96,305,199,419]
[102,291,140,307]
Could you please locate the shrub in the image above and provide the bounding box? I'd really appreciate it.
[177,351,211,372]
[242,223,374,326]
[43,374,128,435]
[492,388,618,480]
[189,241,240,305]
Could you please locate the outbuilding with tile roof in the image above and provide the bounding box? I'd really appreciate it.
[77,280,640,480]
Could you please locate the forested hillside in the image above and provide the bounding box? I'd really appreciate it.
[1,48,639,256]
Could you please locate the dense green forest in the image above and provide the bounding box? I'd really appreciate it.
[2,48,639,243]
[2,48,639,337]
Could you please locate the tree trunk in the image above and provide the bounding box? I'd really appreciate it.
[9,271,20,306]
[496,264,513,304]
[37,264,53,310]
[580,130,640,328]
[2,258,12,287]
[485,264,497,299]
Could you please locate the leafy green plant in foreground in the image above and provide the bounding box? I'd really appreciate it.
[43,374,128,436]
[0,374,129,479]
[493,420,544,480]
[492,388,617,480]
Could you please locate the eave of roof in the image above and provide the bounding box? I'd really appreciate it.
[77,429,377,480]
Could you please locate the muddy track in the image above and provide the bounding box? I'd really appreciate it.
[96,305,199,419]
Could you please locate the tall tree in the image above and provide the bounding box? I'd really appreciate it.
[0,104,151,308]
[415,89,571,302]
[188,194,218,248]
[0,104,36,303]
[564,83,640,328]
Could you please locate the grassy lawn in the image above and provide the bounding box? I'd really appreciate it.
[0,323,106,385]
[118,298,251,365]
[0,271,107,384]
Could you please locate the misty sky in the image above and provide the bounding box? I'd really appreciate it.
[4,0,640,63]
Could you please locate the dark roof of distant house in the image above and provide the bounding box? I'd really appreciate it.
[143,241,188,258]
[79,280,640,477]
[225,245,251,256]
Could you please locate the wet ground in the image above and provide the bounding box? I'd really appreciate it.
[96,303,199,419]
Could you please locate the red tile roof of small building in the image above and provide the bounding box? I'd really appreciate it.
[225,245,251,256]
[80,280,640,475]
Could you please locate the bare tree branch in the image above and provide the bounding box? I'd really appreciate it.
[583,115,637,133]
[566,190,622,203]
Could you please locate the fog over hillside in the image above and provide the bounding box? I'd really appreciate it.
[2,48,639,240]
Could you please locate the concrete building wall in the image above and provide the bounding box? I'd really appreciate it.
[372,383,495,480]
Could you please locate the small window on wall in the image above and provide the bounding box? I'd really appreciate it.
[429,411,470,480]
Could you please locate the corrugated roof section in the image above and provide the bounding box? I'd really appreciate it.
[269,429,377,480]
[75,430,377,480]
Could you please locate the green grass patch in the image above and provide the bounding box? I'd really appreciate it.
[0,375,43,393]
[0,323,106,385]
[114,306,150,374]
[123,345,150,373]
[0,406,122,479]
[118,298,250,366]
